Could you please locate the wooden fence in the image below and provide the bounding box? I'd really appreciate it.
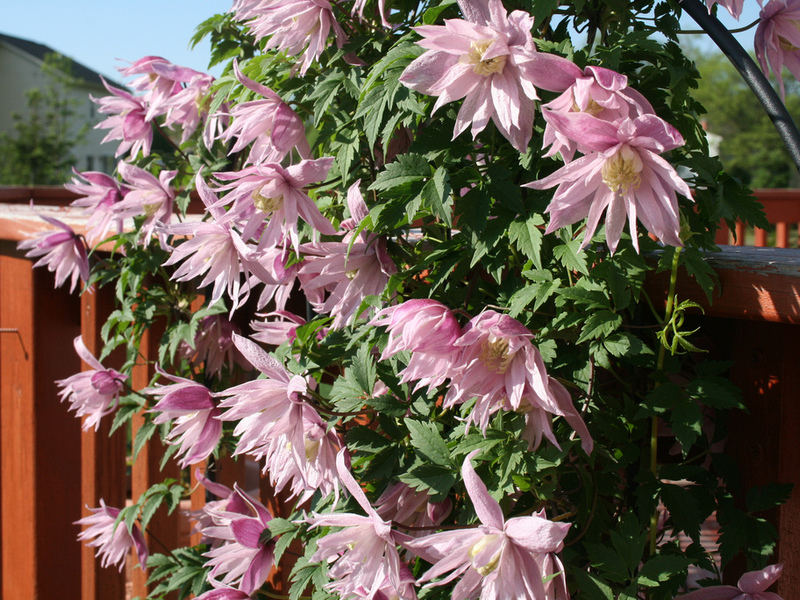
[0,186,799,598]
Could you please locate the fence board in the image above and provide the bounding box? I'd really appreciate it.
[80,285,127,600]
[0,242,83,599]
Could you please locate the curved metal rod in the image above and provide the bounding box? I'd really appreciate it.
[681,0,800,174]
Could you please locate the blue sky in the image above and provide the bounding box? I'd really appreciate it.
[2,0,229,81]
[1,0,762,86]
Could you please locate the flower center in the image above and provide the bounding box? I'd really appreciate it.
[468,534,503,577]
[304,437,321,461]
[573,96,603,115]
[464,40,507,77]
[345,269,358,280]
[253,186,283,213]
[479,335,513,374]
[602,146,643,193]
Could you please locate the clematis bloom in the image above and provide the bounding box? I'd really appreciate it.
[706,0,746,19]
[202,484,275,595]
[299,182,396,329]
[444,311,593,454]
[400,0,582,151]
[404,451,571,600]
[756,0,800,99]
[307,451,417,600]
[57,336,126,431]
[76,500,148,571]
[145,368,222,468]
[677,563,784,599]
[220,62,309,165]
[17,214,90,293]
[526,111,691,254]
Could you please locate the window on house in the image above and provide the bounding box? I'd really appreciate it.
[86,156,94,171]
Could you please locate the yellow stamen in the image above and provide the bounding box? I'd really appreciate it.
[253,186,283,213]
[468,534,502,577]
[479,335,513,374]
[602,145,643,194]
[462,40,507,77]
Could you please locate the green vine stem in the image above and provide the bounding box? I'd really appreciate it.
[649,246,683,556]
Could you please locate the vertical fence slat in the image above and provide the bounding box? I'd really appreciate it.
[130,321,181,598]
[80,285,127,600]
[0,242,82,599]
[754,227,768,247]
[775,222,789,248]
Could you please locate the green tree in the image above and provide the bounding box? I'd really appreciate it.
[0,52,88,185]
[689,48,800,188]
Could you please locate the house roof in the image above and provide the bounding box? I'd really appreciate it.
[0,32,119,88]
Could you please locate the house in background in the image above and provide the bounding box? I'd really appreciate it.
[0,32,119,177]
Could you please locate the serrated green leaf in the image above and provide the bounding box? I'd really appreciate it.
[508,215,544,269]
[133,420,157,462]
[398,463,457,499]
[554,238,589,276]
[352,344,377,395]
[370,153,431,193]
[577,310,622,343]
[422,167,453,227]
[405,419,451,466]
[140,493,164,531]
[637,554,690,587]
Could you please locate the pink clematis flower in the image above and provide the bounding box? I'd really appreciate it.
[444,311,593,454]
[220,62,309,165]
[299,182,397,329]
[541,66,655,163]
[525,111,692,254]
[75,499,149,571]
[706,0,747,20]
[92,78,153,158]
[117,56,215,143]
[370,299,462,392]
[212,156,337,253]
[756,0,800,99]
[181,315,250,378]
[677,563,784,599]
[194,586,251,600]
[65,169,129,245]
[163,175,278,312]
[307,451,417,600]
[115,162,176,247]
[375,482,453,537]
[18,214,90,293]
[232,0,346,76]
[202,484,275,595]
[189,469,253,547]
[400,0,582,152]
[57,336,126,431]
[145,368,222,468]
[404,451,571,600]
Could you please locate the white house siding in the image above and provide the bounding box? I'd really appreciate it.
[0,34,117,177]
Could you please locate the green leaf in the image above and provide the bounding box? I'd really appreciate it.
[132,420,157,462]
[398,463,457,500]
[421,167,453,227]
[661,483,701,542]
[369,153,431,193]
[554,238,590,276]
[352,344,377,396]
[577,310,622,343]
[669,399,703,456]
[508,215,544,270]
[746,483,794,513]
[569,568,614,600]
[140,493,164,531]
[405,419,451,466]
[637,554,690,587]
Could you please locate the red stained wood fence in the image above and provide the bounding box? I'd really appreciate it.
[716,189,800,248]
[0,186,799,598]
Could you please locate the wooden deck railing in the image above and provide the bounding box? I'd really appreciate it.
[1,186,799,598]
[716,189,800,247]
